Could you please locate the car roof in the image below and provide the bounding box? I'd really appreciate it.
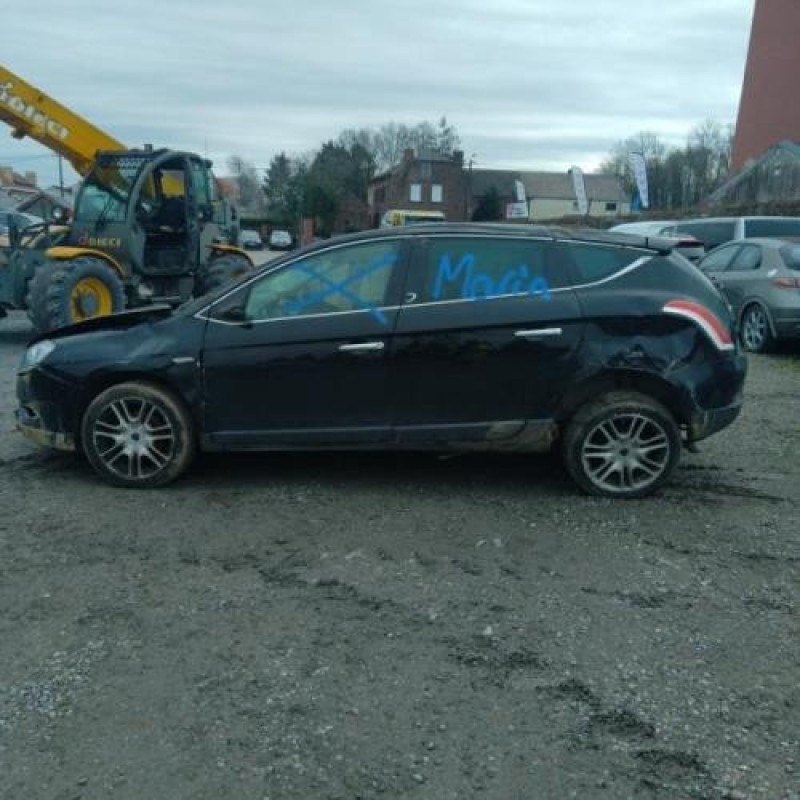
[308,223,674,254]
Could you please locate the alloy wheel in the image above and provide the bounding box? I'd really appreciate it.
[580,412,671,494]
[741,306,768,352]
[91,396,176,481]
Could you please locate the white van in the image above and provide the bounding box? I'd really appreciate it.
[662,216,800,250]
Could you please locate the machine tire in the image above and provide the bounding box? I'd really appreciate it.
[197,253,251,295]
[27,256,125,332]
[562,391,681,499]
[81,381,195,488]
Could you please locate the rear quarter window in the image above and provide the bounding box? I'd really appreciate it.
[567,243,648,283]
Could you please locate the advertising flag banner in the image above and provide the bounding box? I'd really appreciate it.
[629,152,649,209]
[569,167,589,215]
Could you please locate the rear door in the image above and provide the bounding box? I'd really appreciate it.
[389,234,584,441]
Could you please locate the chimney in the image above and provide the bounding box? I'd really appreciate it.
[402,148,415,163]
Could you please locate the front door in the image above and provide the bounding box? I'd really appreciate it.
[201,238,408,447]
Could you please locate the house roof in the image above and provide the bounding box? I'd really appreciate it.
[470,169,627,202]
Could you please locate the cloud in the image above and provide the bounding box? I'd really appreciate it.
[2,0,754,186]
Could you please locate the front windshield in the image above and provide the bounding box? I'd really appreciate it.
[74,156,148,226]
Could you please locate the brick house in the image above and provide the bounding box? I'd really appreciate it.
[367,149,467,226]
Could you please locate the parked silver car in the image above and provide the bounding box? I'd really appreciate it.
[697,238,800,352]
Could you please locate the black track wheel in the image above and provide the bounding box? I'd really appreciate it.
[27,256,125,332]
[81,381,195,488]
[197,253,252,295]
[562,391,681,499]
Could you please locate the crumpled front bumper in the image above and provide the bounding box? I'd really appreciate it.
[15,405,76,451]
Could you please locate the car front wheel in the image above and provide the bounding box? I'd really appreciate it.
[562,391,680,498]
[81,382,195,488]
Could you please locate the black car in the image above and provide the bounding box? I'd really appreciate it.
[16,224,746,497]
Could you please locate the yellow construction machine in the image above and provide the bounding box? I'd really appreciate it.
[0,65,251,331]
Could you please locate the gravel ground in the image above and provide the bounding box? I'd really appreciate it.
[1,310,798,800]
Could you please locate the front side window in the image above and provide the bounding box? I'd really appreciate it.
[418,237,561,303]
[569,243,647,283]
[242,241,400,322]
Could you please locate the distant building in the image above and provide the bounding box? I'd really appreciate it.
[367,151,628,226]
[732,0,800,171]
[368,149,467,227]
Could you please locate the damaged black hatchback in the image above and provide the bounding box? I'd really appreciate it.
[17,224,746,497]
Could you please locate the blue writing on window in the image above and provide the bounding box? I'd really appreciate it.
[432,253,551,302]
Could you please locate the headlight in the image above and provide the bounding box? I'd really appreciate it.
[20,340,56,370]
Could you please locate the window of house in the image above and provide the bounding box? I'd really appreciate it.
[431,184,443,203]
[410,184,422,203]
[605,202,617,212]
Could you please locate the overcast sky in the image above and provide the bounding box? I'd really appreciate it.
[3,0,755,188]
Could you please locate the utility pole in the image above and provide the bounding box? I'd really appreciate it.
[57,154,64,198]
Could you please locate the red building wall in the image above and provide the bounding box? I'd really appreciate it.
[732,0,800,171]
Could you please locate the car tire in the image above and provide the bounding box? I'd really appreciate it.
[27,257,126,332]
[81,382,195,488]
[739,303,773,353]
[562,391,681,499]
[197,253,251,295]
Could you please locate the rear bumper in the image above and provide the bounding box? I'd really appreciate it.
[674,352,747,442]
[687,399,742,442]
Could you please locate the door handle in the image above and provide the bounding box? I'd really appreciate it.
[514,328,563,339]
[338,341,385,352]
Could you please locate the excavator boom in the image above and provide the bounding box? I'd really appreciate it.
[0,64,124,177]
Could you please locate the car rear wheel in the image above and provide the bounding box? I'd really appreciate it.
[740,303,773,353]
[562,392,680,498]
[81,382,195,488]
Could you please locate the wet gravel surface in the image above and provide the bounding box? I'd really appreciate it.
[1,310,799,800]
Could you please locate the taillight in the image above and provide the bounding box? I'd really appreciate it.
[663,299,734,351]
[773,277,800,290]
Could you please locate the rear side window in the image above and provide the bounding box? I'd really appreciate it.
[568,243,646,283]
[418,237,564,303]
[674,221,736,249]
[744,218,800,238]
